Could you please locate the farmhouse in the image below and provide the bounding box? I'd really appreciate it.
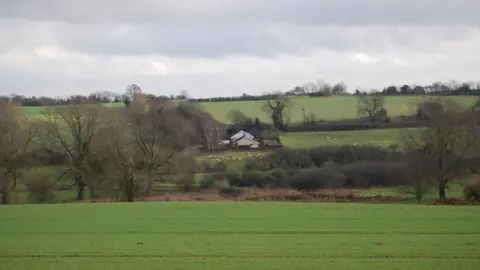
[230,130,254,141]
[234,136,260,148]
[230,130,260,148]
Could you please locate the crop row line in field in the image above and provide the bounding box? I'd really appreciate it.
[2,231,480,235]
[1,254,480,260]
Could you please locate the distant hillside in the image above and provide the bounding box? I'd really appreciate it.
[21,95,476,124]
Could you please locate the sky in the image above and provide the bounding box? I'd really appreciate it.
[1,0,480,98]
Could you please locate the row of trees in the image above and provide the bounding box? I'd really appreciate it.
[3,80,480,108]
[0,85,190,107]
[0,95,225,203]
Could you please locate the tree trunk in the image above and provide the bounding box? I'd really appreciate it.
[1,189,11,205]
[126,175,135,202]
[89,186,98,199]
[145,171,154,197]
[438,182,446,202]
[74,172,86,201]
[76,184,86,201]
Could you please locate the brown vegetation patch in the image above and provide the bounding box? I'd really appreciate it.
[72,188,406,204]
[426,198,480,206]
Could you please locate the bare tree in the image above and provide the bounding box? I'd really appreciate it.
[125,84,142,101]
[398,152,432,204]
[0,101,34,204]
[102,112,143,202]
[263,93,292,131]
[317,80,332,95]
[302,82,319,94]
[40,103,107,200]
[176,102,224,153]
[402,98,480,202]
[170,150,199,192]
[357,94,386,122]
[125,99,195,196]
[332,82,347,95]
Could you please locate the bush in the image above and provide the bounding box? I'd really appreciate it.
[175,174,196,193]
[241,170,271,188]
[290,167,346,191]
[26,179,55,203]
[342,161,406,187]
[199,173,229,189]
[199,174,215,189]
[416,101,444,120]
[217,186,244,197]
[225,170,244,187]
[201,161,228,173]
[269,168,290,188]
[373,108,390,123]
[463,181,480,201]
[244,155,274,171]
[262,174,279,188]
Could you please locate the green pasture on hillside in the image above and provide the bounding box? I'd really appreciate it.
[1,202,479,270]
[20,96,477,123]
[200,96,476,123]
[279,128,412,148]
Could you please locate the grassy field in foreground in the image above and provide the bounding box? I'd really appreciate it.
[20,96,477,123]
[1,203,479,270]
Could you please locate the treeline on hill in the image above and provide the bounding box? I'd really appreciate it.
[223,93,477,134]
[2,80,480,107]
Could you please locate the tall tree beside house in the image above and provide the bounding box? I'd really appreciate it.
[263,93,293,132]
[176,102,224,152]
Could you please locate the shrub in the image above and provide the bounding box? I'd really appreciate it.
[201,161,228,173]
[217,186,244,197]
[373,108,390,123]
[212,161,228,172]
[175,174,196,193]
[241,170,270,188]
[244,157,272,171]
[416,101,444,120]
[199,174,215,189]
[463,181,480,201]
[290,167,346,191]
[26,178,55,203]
[342,161,406,187]
[269,168,290,188]
[225,170,244,187]
[199,173,229,189]
[262,174,279,188]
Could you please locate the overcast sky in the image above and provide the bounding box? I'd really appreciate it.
[1,0,480,98]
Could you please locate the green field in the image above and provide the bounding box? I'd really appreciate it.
[280,128,409,148]
[20,96,477,123]
[200,96,476,123]
[1,202,479,270]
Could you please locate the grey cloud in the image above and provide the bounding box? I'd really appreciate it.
[0,19,473,57]
[1,0,479,25]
